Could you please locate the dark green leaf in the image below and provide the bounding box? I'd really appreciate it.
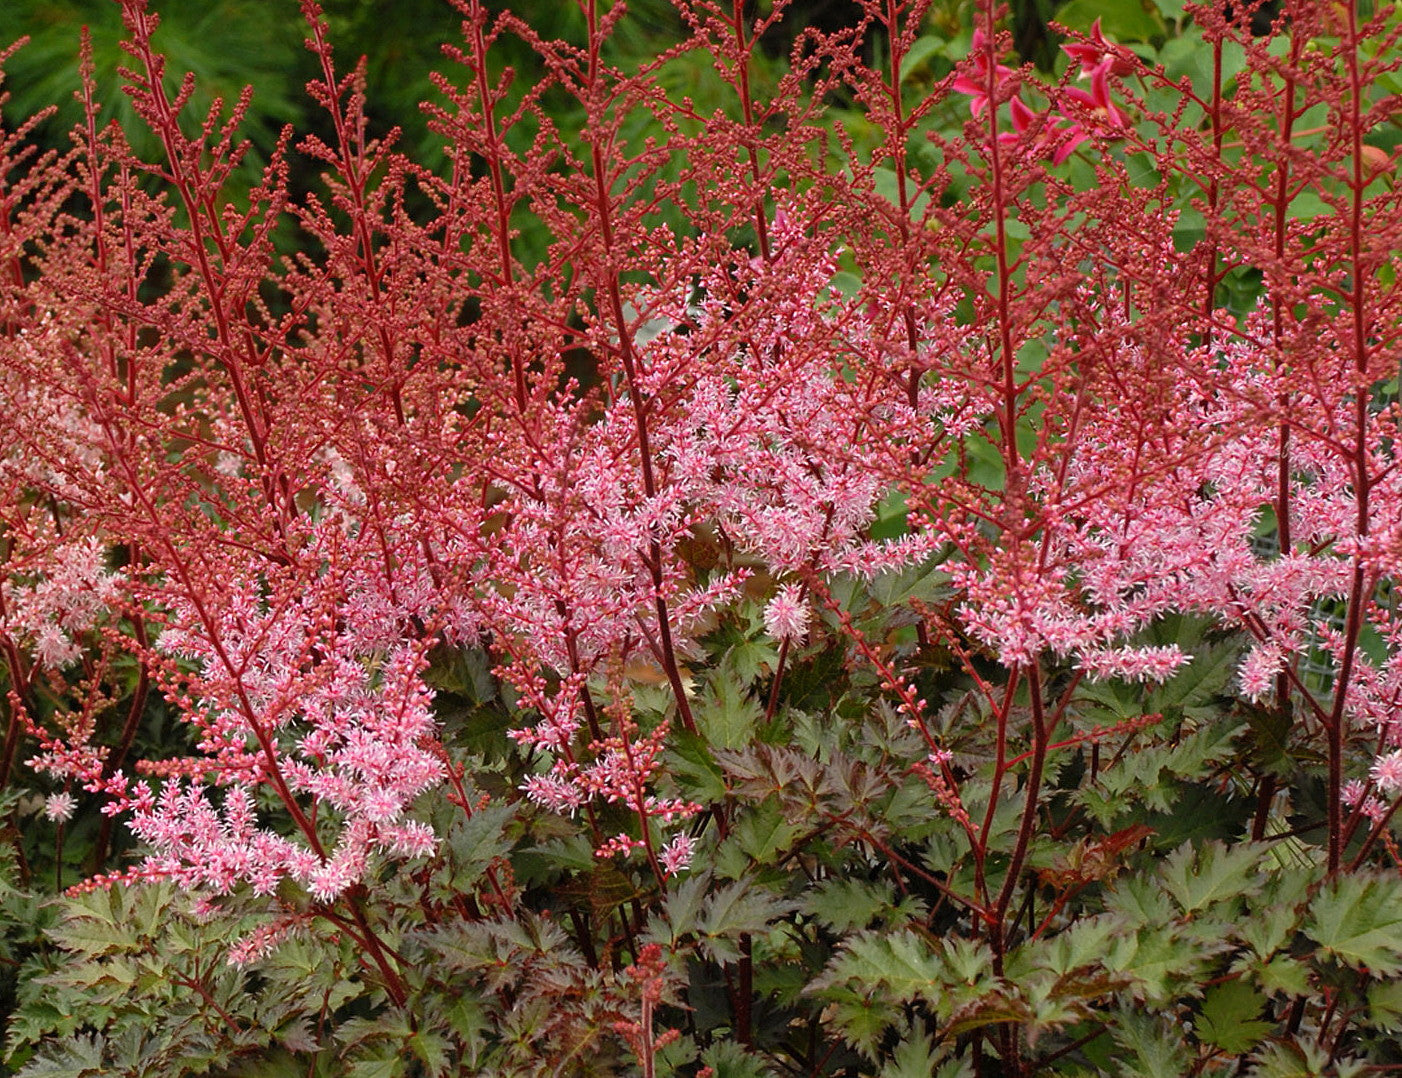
[1197,980,1273,1054]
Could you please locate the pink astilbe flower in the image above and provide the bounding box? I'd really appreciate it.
[43,792,76,823]
[645,207,916,576]
[597,833,647,859]
[520,771,588,815]
[1343,779,1388,824]
[2,537,122,669]
[1239,642,1288,701]
[658,833,694,876]
[763,585,810,644]
[116,780,309,896]
[226,917,299,967]
[1077,646,1188,684]
[103,560,447,899]
[1372,751,1402,798]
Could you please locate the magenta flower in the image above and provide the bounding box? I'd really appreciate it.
[1062,58,1129,133]
[1000,94,1089,165]
[1062,18,1138,78]
[952,29,1015,117]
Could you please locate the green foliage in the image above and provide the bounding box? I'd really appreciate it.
[3,1,304,194]
[12,884,315,1076]
[1305,874,1402,976]
[1197,981,1273,1055]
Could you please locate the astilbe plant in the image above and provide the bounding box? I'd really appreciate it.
[1,0,1401,1074]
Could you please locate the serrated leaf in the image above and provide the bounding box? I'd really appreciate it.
[1159,722,1246,777]
[516,832,598,879]
[940,936,998,985]
[446,801,516,875]
[1150,642,1244,719]
[46,908,138,959]
[1246,1039,1336,1078]
[410,1030,451,1077]
[822,992,903,1059]
[726,799,800,870]
[646,871,711,945]
[696,667,761,750]
[668,729,728,802]
[815,930,943,1004]
[697,881,794,963]
[804,878,895,934]
[1238,868,1318,958]
[1238,699,1294,776]
[945,993,1031,1035]
[423,645,496,702]
[276,1017,320,1055]
[443,994,489,1046]
[1197,980,1273,1054]
[1104,872,1177,928]
[1145,786,1249,848]
[1366,978,1402,1031]
[1306,874,1402,975]
[1106,925,1226,1003]
[1158,841,1267,914]
[880,1033,943,1077]
[699,1039,777,1078]
[725,638,780,685]
[868,561,951,607]
[1251,954,1312,998]
[346,1058,403,1078]
[16,1033,107,1078]
[815,929,1001,1021]
[1108,1012,1192,1078]
[1047,915,1126,977]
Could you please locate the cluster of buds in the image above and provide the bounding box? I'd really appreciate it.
[955,20,1136,165]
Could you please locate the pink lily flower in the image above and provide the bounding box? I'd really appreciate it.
[1000,95,1089,165]
[1047,122,1090,165]
[1062,18,1138,78]
[953,29,1015,118]
[1062,58,1128,134]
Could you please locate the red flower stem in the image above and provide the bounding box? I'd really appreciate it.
[994,661,1049,945]
[1262,26,1304,845]
[729,0,771,263]
[121,6,290,538]
[1201,23,1225,333]
[879,0,934,650]
[1325,1,1374,875]
[582,0,696,737]
[0,552,32,790]
[978,667,1021,905]
[465,1,530,414]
